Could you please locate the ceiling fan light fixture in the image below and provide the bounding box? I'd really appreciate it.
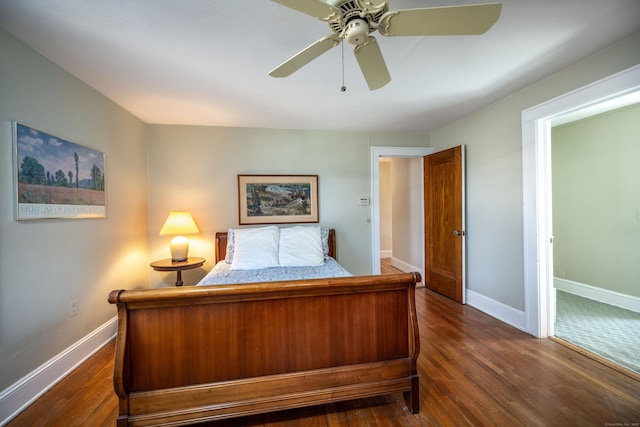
[344,19,369,45]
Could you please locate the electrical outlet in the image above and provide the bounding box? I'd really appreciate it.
[69,299,78,317]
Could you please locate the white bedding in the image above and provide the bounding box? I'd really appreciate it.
[196,256,352,286]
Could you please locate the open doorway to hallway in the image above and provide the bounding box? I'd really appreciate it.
[379,157,423,276]
[370,146,432,278]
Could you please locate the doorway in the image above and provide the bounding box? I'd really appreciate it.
[522,64,640,338]
[550,104,640,375]
[371,147,433,276]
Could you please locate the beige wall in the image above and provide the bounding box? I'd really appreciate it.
[431,32,640,310]
[379,157,423,271]
[145,126,429,283]
[0,30,149,390]
[390,158,423,270]
[552,104,640,297]
[379,160,392,255]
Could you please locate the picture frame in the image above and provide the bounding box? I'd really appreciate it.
[238,175,318,225]
[13,122,106,220]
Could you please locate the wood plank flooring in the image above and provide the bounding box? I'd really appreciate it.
[7,277,640,426]
[381,258,404,275]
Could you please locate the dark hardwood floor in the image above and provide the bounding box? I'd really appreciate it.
[8,268,640,426]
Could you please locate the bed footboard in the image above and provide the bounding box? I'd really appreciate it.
[108,273,421,426]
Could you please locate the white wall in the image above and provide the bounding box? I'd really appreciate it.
[146,126,429,283]
[431,32,640,311]
[552,104,640,298]
[0,29,149,391]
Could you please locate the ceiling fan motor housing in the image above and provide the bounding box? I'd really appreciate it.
[344,19,369,45]
[327,0,389,35]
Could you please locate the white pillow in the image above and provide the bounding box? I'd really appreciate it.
[226,227,330,263]
[279,226,325,267]
[230,226,280,270]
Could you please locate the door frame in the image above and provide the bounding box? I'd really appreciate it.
[522,64,640,338]
[371,146,433,275]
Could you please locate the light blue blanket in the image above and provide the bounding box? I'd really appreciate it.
[196,257,352,286]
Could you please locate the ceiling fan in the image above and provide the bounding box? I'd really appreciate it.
[269,0,502,90]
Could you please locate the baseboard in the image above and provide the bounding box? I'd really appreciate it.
[390,257,424,283]
[554,278,640,313]
[380,250,392,259]
[466,289,527,332]
[0,316,117,426]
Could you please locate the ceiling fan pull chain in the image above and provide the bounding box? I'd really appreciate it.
[341,42,347,92]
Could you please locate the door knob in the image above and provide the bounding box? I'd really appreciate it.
[453,230,464,236]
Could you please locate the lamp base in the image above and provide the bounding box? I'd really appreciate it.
[170,236,189,262]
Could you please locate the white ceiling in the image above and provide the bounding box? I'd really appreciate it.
[1,0,639,132]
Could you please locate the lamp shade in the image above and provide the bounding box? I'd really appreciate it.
[159,211,199,236]
[159,211,200,262]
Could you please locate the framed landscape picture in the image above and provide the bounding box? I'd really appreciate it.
[13,123,106,220]
[238,175,318,225]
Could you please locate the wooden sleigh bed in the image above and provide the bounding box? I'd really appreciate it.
[108,228,421,426]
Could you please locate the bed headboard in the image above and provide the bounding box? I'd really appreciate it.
[215,228,336,263]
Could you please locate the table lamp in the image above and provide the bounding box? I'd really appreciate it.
[159,211,200,262]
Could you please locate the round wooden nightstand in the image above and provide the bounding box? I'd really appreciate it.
[150,257,206,286]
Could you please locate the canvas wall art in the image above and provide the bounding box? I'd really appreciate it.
[13,122,106,220]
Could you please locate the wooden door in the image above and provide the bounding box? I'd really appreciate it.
[424,146,465,303]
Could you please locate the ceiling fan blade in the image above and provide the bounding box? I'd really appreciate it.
[271,0,340,22]
[353,36,391,90]
[362,0,387,12]
[379,3,502,37]
[269,34,341,78]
